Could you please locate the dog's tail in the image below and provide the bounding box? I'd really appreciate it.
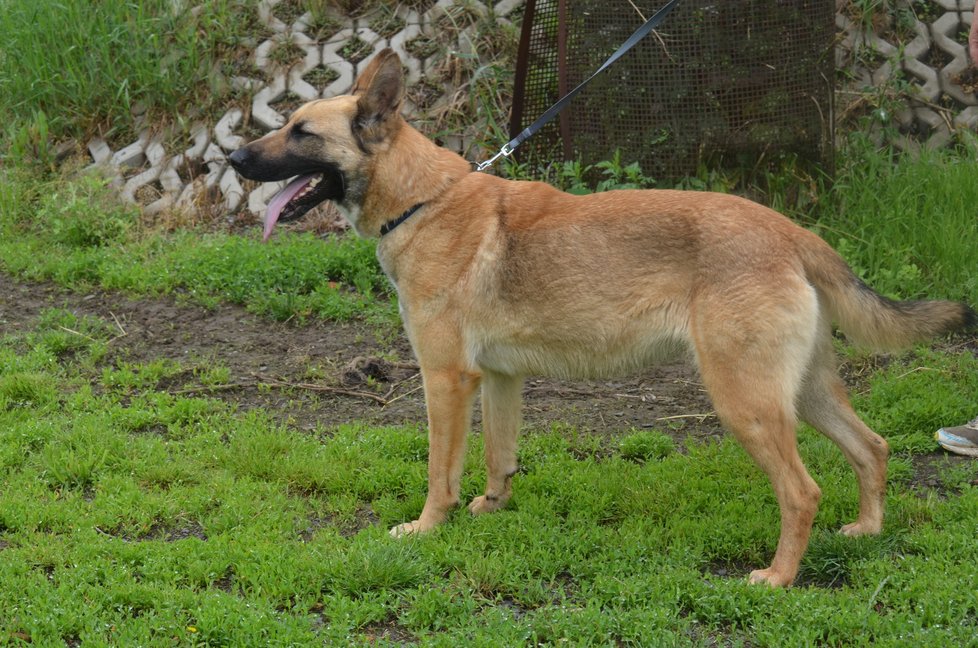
[797,229,976,349]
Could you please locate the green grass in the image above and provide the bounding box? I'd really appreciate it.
[0,0,263,144]
[0,169,396,327]
[0,3,977,642]
[1,313,977,645]
[810,133,978,305]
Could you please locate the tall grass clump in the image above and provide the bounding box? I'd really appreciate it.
[0,1,260,143]
[814,133,978,305]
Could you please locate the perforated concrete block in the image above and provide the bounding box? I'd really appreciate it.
[252,73,289,130]
[144,139,167,168]
[219,168,246,212]
[185,124,210,159]
[257,0,288,34]
[111,132,149,169]
[121,165,161,204]
[288,33,322,101]
[87,138,112,165]
[84,1,976,220]
[494,0,524,17]
[159,155,186,195]
[837,0,977,148]
[214,109,245,152]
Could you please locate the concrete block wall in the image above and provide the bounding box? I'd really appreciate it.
[836,0,977,149]
[85,0,523,221]
[84,0,977,220]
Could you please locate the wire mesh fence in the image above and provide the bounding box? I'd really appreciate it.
[511,0,836,182]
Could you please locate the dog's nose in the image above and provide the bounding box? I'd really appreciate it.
[228,147,250,171]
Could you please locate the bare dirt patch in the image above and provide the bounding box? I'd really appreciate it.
[0,272,723,442]
[3,272,976,517]
[3,270,975,493]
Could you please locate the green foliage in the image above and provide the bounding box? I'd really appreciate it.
[0,169,396,326]
[0,308,976,644]
[36,175,135,248]
[504,149,657,194]
[618,429,675,463]
[165,232,388,317]
[0,0,262,143]
[798,528,902,588]
[852,349,978,455]
[331,541,429,594]
[812,133,978,305]
[7,111,55,173]
[0,372,58,409]
[32,308,114,362]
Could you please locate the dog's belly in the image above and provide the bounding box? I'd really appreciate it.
[471,331,688,380]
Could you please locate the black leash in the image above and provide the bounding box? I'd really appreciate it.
[382,0,682,236]
[476,0,682,172]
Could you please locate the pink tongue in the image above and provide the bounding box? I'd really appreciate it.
[263,174,316,242]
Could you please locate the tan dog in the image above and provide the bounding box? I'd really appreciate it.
[229,49,976,587]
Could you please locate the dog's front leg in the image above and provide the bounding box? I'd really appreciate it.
[390,366,481,537]
[469,370,523,515]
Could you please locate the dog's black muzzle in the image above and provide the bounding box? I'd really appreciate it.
[227,146,279,181]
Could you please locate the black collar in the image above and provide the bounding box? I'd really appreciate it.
[379,203,424,237]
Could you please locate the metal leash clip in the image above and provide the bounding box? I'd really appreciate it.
[476,142,515,172]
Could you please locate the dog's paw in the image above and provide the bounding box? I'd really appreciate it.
[389,520,429,538]
[467,495,506,516]
[748,568,793,588]
[839,519,882,536]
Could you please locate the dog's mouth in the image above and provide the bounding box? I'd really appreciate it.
[263,172,332,242]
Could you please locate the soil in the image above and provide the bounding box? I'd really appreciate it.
[0,272,722,442]
[1,272,974,489]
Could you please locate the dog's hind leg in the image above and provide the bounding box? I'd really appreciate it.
[797,317,888,536]
[705,374,821,587]
[469,370,524,516]
[390,364,481,537]
[692,280,822,587]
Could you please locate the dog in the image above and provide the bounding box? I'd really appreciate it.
[229,49,976,587]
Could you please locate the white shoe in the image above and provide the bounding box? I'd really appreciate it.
[936,416,978,457]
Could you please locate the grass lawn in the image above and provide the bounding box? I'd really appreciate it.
[0,305,977,646]
[2,1,978,645]
[2,86,978,648]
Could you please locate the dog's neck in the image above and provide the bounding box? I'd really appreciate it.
[359,122,471,238]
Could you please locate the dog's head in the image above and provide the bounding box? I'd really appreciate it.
[228,48,405,240]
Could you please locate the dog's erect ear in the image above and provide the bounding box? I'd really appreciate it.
[352,49,404,139]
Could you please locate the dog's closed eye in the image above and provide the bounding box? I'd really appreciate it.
[290,121,318,140]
